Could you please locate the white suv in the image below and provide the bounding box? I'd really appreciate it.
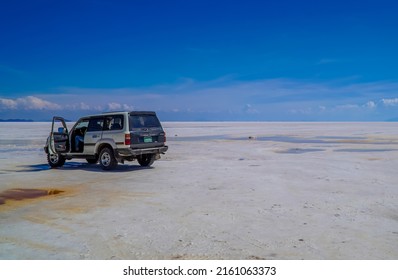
[44,111,168,170]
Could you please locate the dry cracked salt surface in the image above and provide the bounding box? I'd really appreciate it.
[0,122,398,260]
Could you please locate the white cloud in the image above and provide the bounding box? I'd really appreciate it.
[3,78,398,121]
[243,104,258,114]
[381,98,398,106]
[107,102,134,111]
[79,102,90,110]
[65,102,92,110]
[20,96,62,110]
[0,98,18,109]
[336,104,360,110]
[0,96,61,110]
[363,101,376,109]
[123,104,134,111]
[107,102,122,110]
[33,79,398,114]
[289,107,314,114]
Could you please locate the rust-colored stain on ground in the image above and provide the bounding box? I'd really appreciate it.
[0,188,64,205]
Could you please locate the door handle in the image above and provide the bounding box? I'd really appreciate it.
[92,135,98,138]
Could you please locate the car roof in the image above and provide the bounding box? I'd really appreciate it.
[79,111,156,119]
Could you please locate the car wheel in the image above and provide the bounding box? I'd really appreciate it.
[47,153,66,168]
[99,147,117,170]
[137,154,155,167]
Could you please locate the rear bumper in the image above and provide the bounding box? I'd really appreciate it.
[116,145,168,157]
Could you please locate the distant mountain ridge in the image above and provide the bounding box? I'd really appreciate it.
[0,119,34,122]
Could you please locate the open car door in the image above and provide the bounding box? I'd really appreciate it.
[49,117,70,154]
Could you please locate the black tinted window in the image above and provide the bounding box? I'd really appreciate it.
[87,118,104,132]
[104,115,124,130]
[129,115,161,129]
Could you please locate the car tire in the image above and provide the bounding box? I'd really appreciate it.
[99,147,117,170]
[137,154,155,167]
[86,158,98,164]
[47,153,66,168]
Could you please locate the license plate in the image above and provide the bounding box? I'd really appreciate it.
[144,136,152,143]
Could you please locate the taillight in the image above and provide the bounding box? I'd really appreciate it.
[125,134,131,145]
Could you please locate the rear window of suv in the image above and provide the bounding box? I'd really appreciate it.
[129,114,161,129]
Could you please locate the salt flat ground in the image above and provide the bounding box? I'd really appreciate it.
[0,122,397,259]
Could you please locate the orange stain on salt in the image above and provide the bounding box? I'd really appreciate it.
[0,188,64,205]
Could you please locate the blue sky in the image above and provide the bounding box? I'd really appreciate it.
[1,0,398,121]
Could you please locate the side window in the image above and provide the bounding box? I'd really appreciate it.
[104,115,124,130]
[87,118,104,132]
[75,120,89,130]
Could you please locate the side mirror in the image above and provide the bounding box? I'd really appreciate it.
[58,127,65,133]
